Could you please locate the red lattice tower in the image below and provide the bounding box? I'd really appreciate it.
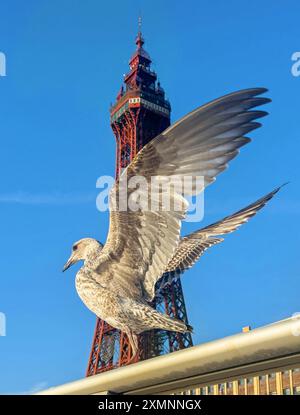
[86,30,193,376]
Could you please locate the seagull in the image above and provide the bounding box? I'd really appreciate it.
[63,88,280,359]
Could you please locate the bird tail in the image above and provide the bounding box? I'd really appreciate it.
[186,324,194,333]
[147,307,193,333]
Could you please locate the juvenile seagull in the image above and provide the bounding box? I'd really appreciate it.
[63,88,276,358]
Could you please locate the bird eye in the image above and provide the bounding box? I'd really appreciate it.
[73,245,78,251]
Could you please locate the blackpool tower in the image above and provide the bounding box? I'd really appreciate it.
[86,27,193,376]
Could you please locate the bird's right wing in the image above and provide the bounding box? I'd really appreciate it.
[94,88,270,302]
[162,185,283,277]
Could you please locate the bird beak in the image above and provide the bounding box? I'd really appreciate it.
[62,255,76,272]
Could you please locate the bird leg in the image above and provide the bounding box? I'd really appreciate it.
[126,330,139,364]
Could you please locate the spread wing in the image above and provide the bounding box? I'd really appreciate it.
[164,237,224,274]
[157,185,282,293]
[95,88,270,302]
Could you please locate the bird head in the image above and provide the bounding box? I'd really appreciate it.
[62,238,103,272]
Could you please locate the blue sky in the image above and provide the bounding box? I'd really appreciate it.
[0,0,299,394]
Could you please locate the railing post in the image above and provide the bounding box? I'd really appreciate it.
[276,372,283,395]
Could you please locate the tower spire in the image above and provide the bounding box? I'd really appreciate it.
[136,15,144,49]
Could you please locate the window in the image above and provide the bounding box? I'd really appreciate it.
[294,386,300,395]
[283,388,291,395]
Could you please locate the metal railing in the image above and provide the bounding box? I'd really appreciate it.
[170,368,300,395]
[37,316,300,395]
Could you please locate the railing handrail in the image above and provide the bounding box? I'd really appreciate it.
[37,316,300,395]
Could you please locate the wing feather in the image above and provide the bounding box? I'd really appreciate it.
[95,88,271,301]
[160,186,283,288]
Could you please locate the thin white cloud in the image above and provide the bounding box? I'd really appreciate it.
[24,381,48,395]
[8,381,48,395]
[0,191,95,205]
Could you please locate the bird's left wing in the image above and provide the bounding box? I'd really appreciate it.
[162,185,283,278]
[164,237,223,274]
